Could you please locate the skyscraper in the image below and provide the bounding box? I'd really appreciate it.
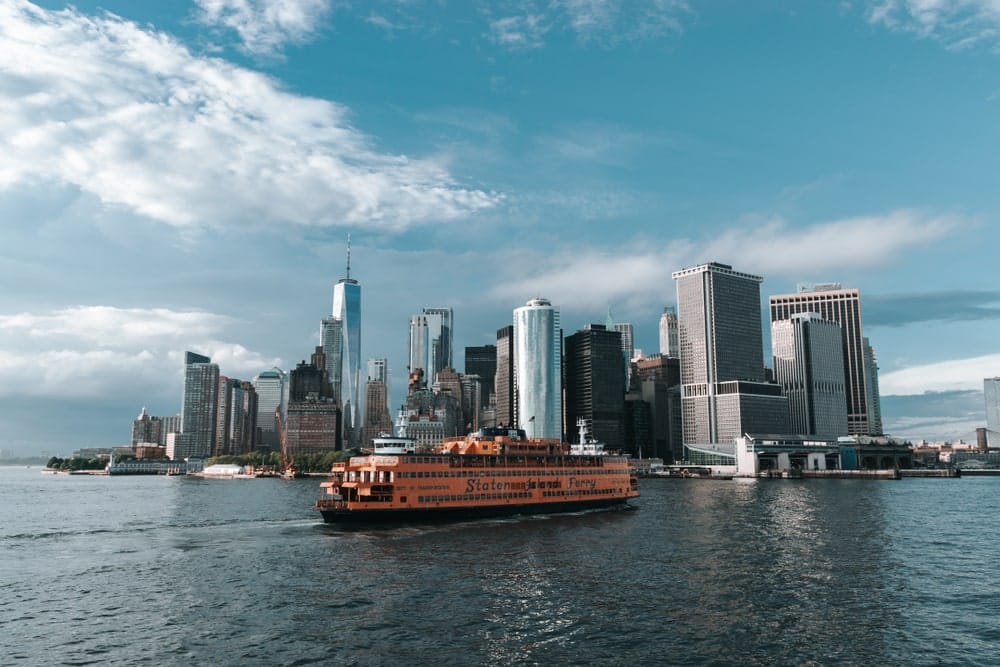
[771,313,848,438]
[367,357,388,384]
[495,325,515,428]
[863,338,884,436]
[985,377,1000,447]
[769,284,878,435]
[423,307,453,381]
[673,262,788,445]
[332,238,361,445]
[513,298,562,439]
[659,306,679,357]
[408,314,429,378]
[362,378,392,446]
[284,352,341,454]
[172,351,219,460]
[215,377,258,456]
[131,407,162,446]
[320,317,343,401]
[564,324,625,450]
[606,307,634,384]
[254,367,286,450]
[465,344,497,408]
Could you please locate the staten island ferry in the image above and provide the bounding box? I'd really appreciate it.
[315,421,639,523]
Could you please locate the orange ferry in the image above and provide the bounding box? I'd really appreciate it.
[315,424,639,523]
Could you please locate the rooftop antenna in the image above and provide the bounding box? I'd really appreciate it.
[346,233,351,280]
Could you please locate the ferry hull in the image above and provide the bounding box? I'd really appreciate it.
[318,497,632,524]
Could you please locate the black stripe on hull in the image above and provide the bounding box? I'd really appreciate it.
[318,497,633,524]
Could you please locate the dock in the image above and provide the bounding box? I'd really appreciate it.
[899,468,961,478]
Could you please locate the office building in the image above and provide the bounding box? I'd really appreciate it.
[408,314,429,378]
[985,377,1000,447]
[171,351,219,460]
[367,357,388,384]
[673,262,788,445]
[513,298,562,439]
[362,379,392,446]
[423,307,454,382]
[320,317,343,401]
[769,284,879,435]
[771,313,848,438]
[863,338,884,436]
[284,351,341,455]
[332,237,361,446]
[564,325,625,451]
[131,407,162,446]
[214,378,258,456]
[465,344,497,408]
[635,354,683,462]
[254,368,286,450]
[659,306,679,358]
[495,325,515,428]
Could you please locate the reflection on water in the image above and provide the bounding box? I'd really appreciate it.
[2,468,999,665]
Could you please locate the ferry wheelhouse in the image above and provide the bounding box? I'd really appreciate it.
[315,425,639,523]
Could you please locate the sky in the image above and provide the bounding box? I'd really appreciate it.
[2,0,999,455]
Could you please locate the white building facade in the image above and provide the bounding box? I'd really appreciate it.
[513,298,562,439]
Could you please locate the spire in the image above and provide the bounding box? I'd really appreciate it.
[346,233,351,280]
[605,305,614,329]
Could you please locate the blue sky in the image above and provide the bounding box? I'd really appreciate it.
[2,0,999,454]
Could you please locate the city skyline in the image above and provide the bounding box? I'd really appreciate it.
[2,1,1000,453]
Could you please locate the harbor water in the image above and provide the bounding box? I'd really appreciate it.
[2,466,998,665]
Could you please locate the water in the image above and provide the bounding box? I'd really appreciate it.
[2,467,999,666]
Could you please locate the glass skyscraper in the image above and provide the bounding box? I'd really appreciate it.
[423,307,453,379]
[320,317,343,401]
[174,351,219,460]
[332,242,361,446]
[513,298,562,439]
[564,324,625,451]
[253,367,286,449]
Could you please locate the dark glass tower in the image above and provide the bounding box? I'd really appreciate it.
[464,344,497,408]
[564,324,625,451]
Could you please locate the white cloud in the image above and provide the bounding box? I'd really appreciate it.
[195,0,331,55]
[489,14,549,50]
[879,353,1000,394]
[556,0,689,42]
[483,1,688,51]
[488,210,959,309]
[867,0,1000,49]
[703,209,958,275]
[0,305,281,399]
[0,1,498,233]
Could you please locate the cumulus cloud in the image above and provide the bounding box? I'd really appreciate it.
[867,0,1000,49]
[195,0,331,55]
[489,210,960,309]
[0,1,498,232]
[0,306,281,399]
[879,353,1000,395]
